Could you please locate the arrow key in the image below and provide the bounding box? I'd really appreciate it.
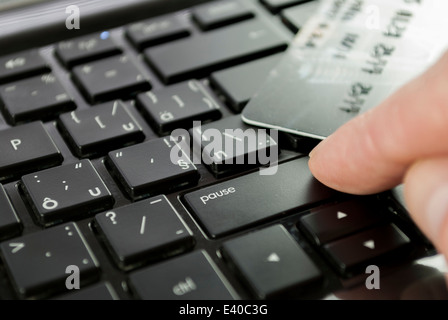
[323,224,411,275]
[221,225,322,299]
[298,199,385,245]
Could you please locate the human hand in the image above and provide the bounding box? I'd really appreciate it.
[308,50,448,262]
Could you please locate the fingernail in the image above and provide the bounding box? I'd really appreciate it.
[425,184,448,241]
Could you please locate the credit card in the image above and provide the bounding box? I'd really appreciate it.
[242,0,448,139]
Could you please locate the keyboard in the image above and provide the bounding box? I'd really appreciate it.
[0,0,442,301]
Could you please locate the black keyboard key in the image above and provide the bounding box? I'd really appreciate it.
[128,250,234,300]
[191,115,279,176]
[107,137,199,200]
[323,224,411,274]
[136,80,221,136]
[54,282,118,300]
[94,195,194,270]
[0,222,100,299]
[56,31,122,68]
[0,122,63,182]
[0,74,76,124]
[299,200,385,245]
[280,1,320,33]
[72,55,151,104]
[0,49,50,84]
[59,100,145,158]
[278,132,320,154]
[21,159,114,226]
[183,157,337,238]
[126,15,191,50]
[222,225,321,299]
[145,19,289,84]
[210,54,283,112]
[0,185,22,240]
[261,0,312,13]
[192,0,254,31]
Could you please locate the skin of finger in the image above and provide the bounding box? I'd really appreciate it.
[309,51,448,195]
[404,157,448,260]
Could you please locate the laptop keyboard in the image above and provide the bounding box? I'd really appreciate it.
[0,0,435,300]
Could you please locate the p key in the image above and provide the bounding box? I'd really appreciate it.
[0,122,63,183]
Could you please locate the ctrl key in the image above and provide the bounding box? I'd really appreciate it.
[0,222,100,299]
[128,250,235,300]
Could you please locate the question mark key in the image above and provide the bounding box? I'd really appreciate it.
[93,195,194,270]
